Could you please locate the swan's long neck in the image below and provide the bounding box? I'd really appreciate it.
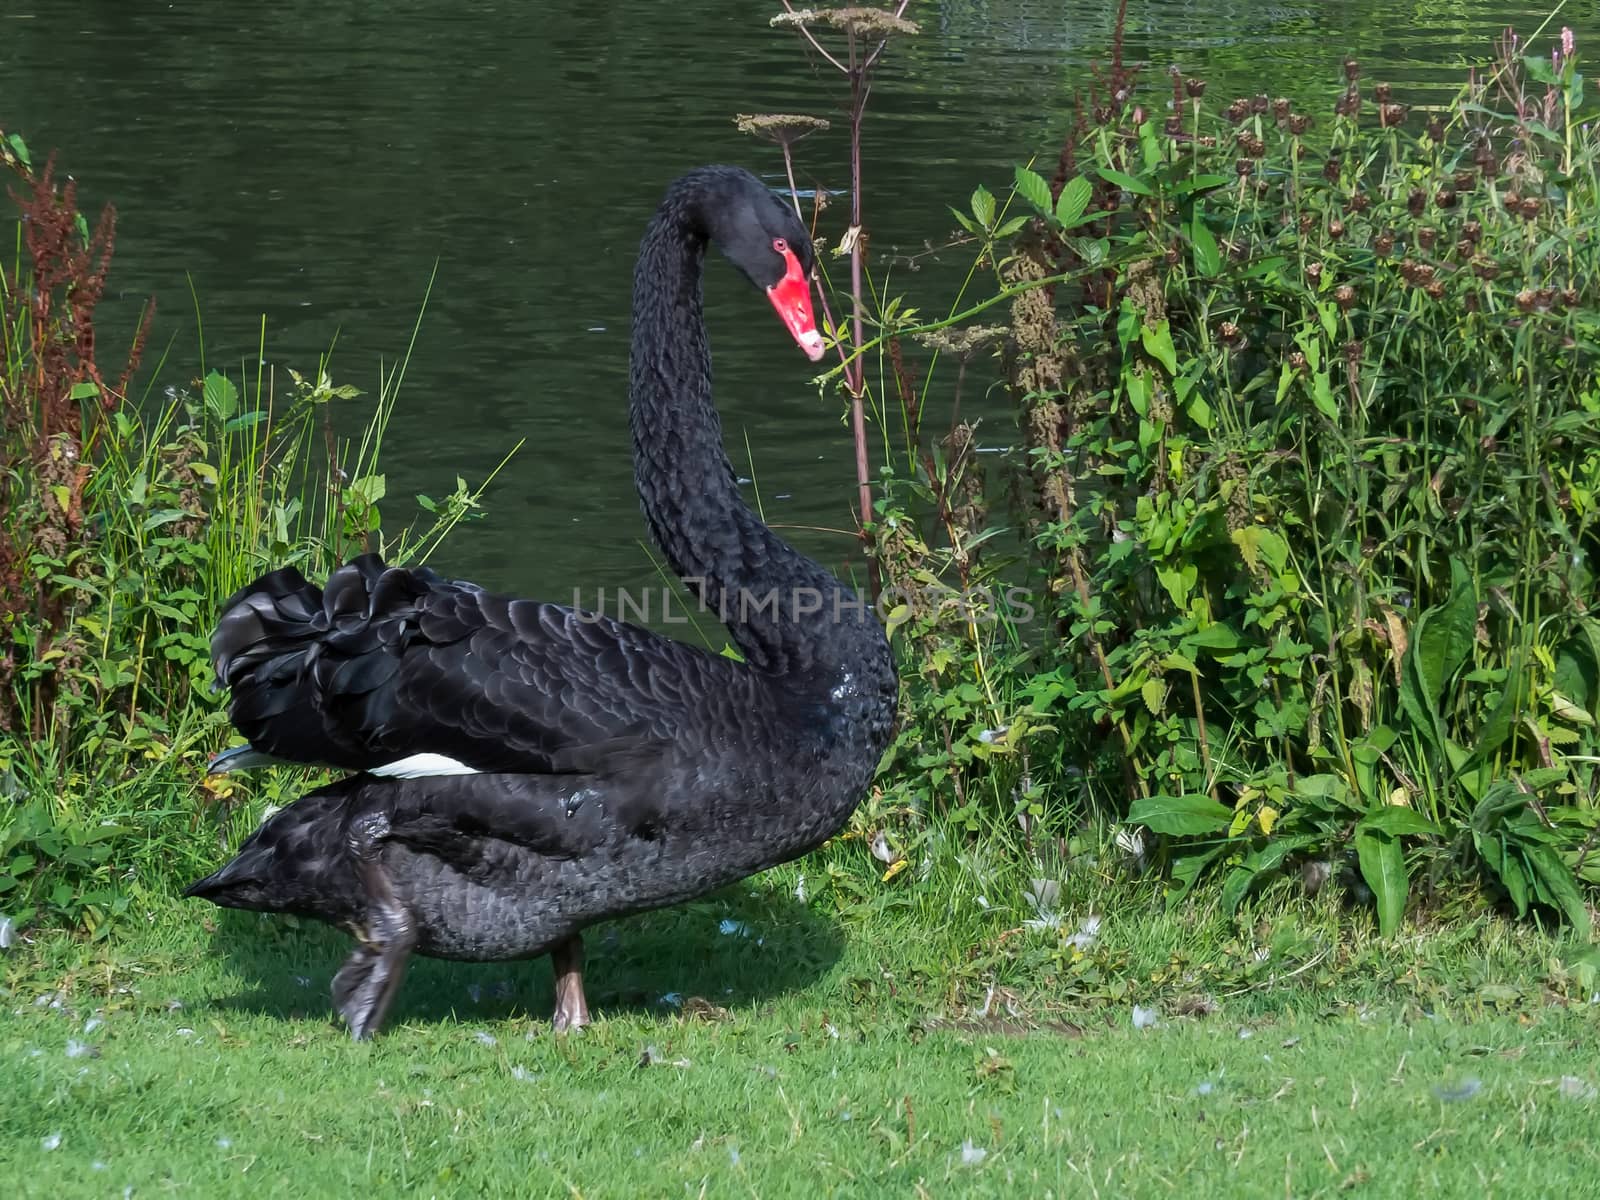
[628,198,865,679]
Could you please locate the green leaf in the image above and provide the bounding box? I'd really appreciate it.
[68,381,101,401]
[1410,560,1476,709]
[1310,370,1336,419]
[949,207,977,234]
[1354,829,1408,936]
[1097,167,1152,196]
[5,132,31,169]
[1055,176,1092,228]
[1191,211,1221,278]
[1013,165,1052,215]
[1140,320,1178,374]
[1221,837,1315,914]
[1127,793,1233,836]
[1524,844,1592,936]
[1167,842,1228,903]
[203,371,239,420]
[993,215,1029,239]
[970,185,995,229]
[1356,806,1441,838]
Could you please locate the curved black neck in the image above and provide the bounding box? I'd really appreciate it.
[627,182,863,678]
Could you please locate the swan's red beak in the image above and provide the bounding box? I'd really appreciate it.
[766,247,826,362]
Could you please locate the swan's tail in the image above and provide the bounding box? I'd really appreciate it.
[184,784,361,920]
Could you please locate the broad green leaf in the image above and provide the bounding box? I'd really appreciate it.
[993,215,1030,239]
[1097,167,1153,196]
[203,370,239,420]
[970,185,995,228]
[1410,559,1476,708]
[1013,165,1052,215]
[1167,842,1228,904]
[69,381,100,401]
[1127,793,1233,836]
[1140,678,1166,715]
[1524,844,1592,936]
[1141,320,1178,374]
[1310,369,1336,419]
[1221,836,1316,914]
[1356,806,1441,838]
[1055,176,1092,227]
[1354,829,1408,936]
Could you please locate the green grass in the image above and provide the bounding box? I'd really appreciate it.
[3,866,1597,1198]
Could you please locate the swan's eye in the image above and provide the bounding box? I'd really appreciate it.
[772,238,789,255]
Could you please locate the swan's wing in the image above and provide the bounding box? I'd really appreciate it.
[210,553,735,776]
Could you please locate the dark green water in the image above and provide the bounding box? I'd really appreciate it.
[4,0,1584,605]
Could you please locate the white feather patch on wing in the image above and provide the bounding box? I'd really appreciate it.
[367,753,480,779]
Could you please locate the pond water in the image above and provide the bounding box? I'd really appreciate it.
[4,0,1582,614]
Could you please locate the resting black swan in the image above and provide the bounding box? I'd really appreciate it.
[184,165,897,1039]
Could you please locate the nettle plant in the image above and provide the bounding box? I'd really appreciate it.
[965,29,1600,932]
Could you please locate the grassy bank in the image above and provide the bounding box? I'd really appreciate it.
[2,880,1597,1197]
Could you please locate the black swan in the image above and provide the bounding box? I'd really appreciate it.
[185,165,897,1039]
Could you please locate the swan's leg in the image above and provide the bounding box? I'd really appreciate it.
[550,935,591,1033]
[333,810,417,1041]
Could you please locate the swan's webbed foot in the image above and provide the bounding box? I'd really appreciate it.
[551,935,591,1033]
[333,810,416,1040]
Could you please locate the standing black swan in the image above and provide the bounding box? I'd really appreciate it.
[185,165,897,1039]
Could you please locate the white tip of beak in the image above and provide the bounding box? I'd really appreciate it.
[798,330,826,362]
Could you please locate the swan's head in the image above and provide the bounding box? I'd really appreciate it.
[706,171,826,363]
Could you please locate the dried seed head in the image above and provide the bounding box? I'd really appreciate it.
[1407,188,1426,217]
[1463,219,1483,242]
[1236,158,1253,177]
[1374,231,1395,257]
[1289,114,1311,135]
[1298,212,1316,235]
[1164,245,1180,265]
[1273,97,1291,120]
[1380,103,1408,128]
[1515,289,1537,312]
[1165,115,1184,136]
[1473,259,1499,280]
[1350,191,1371,213]
[1288,350,1308,372]
[1455,238,1474,257]
[1503,190,1521,209]
[1334,87,1360,117]
[1256,179,1271,196]
[1480,434,1498,452]
[1435,187,1457,209]
[1306,261,1324,283]
[1535,286,1556,309]
[1374,82,1392,103]
[1344,339,1362,363]
[1519,196,1541,219]
[1335,284,1356,310]
[1424,280,1444,299]
[1344,57,1361,81]
[1227,98,1249,123]
[1251,93,1269,113]
[1563,287,1580,307]
[1465,291,1480,313]
[1323,156,1342,183]
[1417,226,1437,250]
[1454,170,1475,191]
[1426,116,1445,142]
[1328,219,1346,240]
[1187,78,1207,98]
[1459,396,1478,412]
[1219,320,1242,344]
